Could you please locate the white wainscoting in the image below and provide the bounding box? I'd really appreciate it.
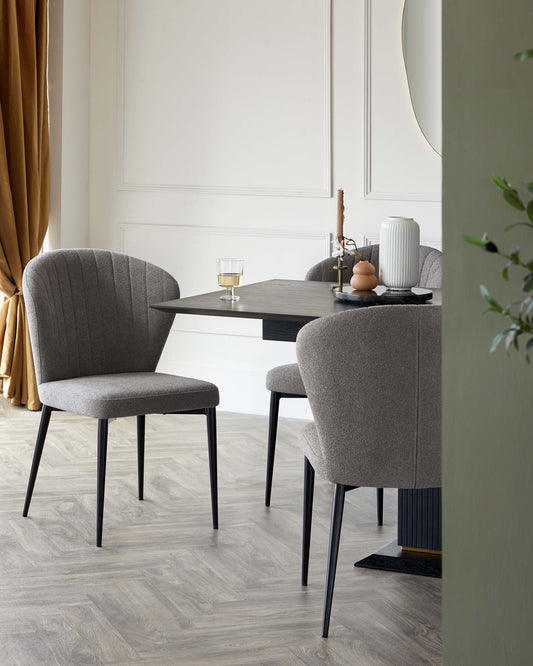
[117,0,331,198]
[363,0,441,202]
[88,0,442,415]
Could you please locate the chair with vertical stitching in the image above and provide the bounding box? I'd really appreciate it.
[22,248,219,547]
[296,304,441,636]
[264,244,441,522]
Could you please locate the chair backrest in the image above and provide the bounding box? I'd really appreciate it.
[305,244,442,289]
[296,305,441,489]
[23,249,179,385]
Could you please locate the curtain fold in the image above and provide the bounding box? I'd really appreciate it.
[0,0,49,410]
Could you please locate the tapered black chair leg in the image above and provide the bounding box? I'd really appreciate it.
[96,419,109,547]
[265,391,281,507]
[206,407,218,529]
[322,484,346,638]
[137,415,145,500]
[377,487,384,526]
[302,457,315,586]
[22,404,53,517]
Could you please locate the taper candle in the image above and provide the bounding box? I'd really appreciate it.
[336,189,344,238]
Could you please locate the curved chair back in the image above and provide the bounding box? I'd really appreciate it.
[296,305,441,489]
[23,249,179,385]
[305,244,441,289]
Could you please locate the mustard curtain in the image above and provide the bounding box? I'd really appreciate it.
[0,0,49,410]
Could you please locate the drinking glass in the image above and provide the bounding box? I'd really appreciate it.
[216,258,244,301]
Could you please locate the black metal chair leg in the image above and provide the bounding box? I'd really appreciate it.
[265,391,281,506]
[96,419,109,547]
[377,487,384,526]
[322,484,346,638]
[22,404,53,517]
[302,457,315,586]
[137,415,145,500]
[206,407,218,529]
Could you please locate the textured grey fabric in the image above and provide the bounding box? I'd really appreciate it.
[38,372,219,419]
[305,244,381,282]
[23,249,180,384]
[23,249,219,418]
[305,244,442,289]
[296,305,441,489]
[267,245,442,396]
[265,363,305,394]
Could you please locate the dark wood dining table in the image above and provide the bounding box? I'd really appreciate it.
[152,279,442,577]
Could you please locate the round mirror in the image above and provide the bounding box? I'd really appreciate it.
[402,0,442,155]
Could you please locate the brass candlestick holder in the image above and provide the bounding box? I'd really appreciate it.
[331,235,361,292]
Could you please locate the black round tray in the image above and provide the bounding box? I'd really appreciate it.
[334,286,433,305]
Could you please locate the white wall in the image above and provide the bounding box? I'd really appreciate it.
[88,0,441,416]
[48,0,91,250]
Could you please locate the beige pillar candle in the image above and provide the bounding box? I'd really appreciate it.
[336,189,344,238]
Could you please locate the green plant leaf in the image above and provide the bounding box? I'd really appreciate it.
[490,331,508,353]
[505,328,519,353]
[522,274,533,292]
[480,285,503,311]
[520,296,533,316]
[503,189,526,211]
[527,340,533,362]
[527,201,533,223]
[490,173,514,192]
[502,266,509,281]
[504,222,533,232]
[491,174,512,191]
[463,235,486,247]
[514,49,533,61]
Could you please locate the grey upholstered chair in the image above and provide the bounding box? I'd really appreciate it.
[296,304,441,637]
[22,249,219,547]
[264,244,441,510]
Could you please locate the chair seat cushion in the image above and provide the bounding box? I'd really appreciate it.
[265,363,306,395]
[38,372,219,420]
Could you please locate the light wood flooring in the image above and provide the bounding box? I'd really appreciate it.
[0,399,441,665]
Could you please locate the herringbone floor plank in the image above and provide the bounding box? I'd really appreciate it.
[0,399,441,665]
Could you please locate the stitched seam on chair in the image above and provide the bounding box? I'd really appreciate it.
[33,264,58,384]
[143,261,152,365]
[65,254,83,378]
[109,252,120,370]
[92,250,108,373]
[52,255,77,380]
[76,250,93,377]
[127,255,135,364]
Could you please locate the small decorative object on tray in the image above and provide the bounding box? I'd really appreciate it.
[331,188,361,292]
[350,260,378,291]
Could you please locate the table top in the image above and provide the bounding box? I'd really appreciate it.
[151,279,442,323]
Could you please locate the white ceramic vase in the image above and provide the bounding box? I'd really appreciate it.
[379,216,420,291]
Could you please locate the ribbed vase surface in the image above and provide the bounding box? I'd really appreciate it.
[379,217,420,290]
